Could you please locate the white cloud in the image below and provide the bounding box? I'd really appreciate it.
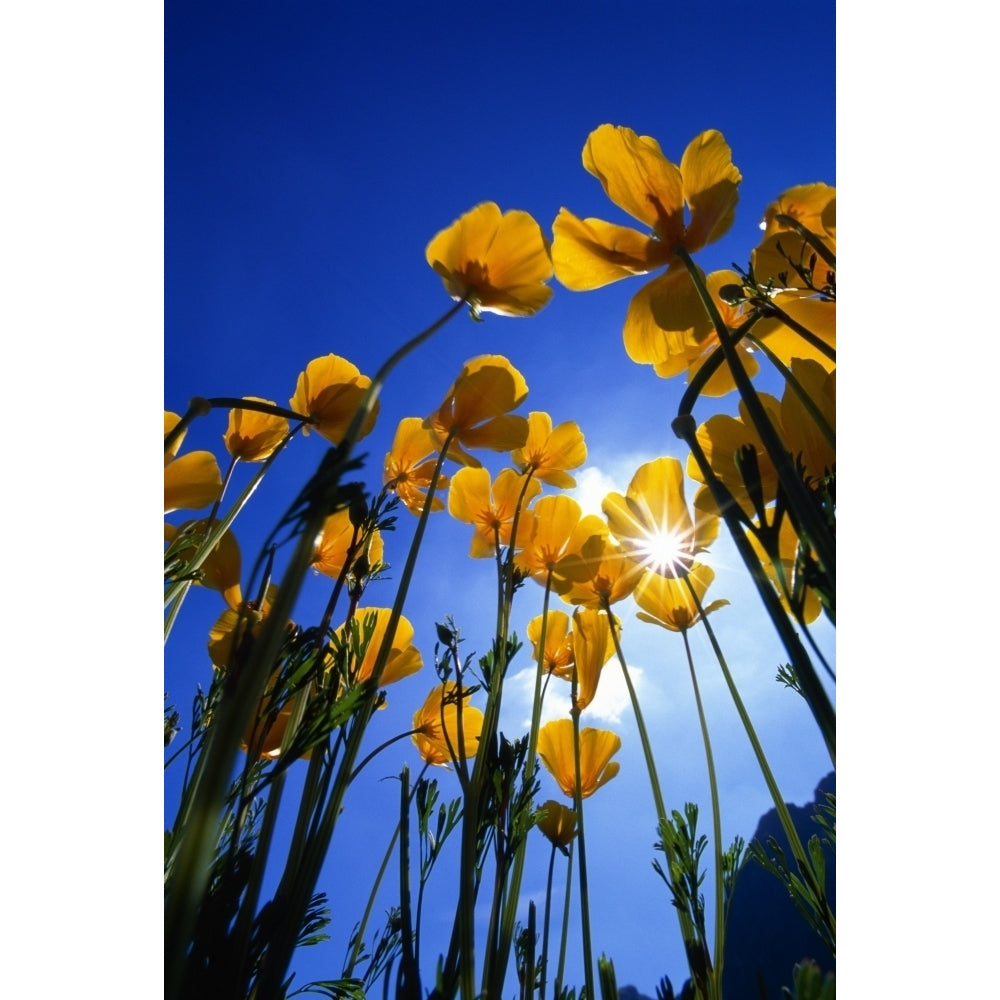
[503,657,645,731]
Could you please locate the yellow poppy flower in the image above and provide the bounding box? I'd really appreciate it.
[552,125,741,366]
[556,531,644,609]
[312,508,385,582]
[208,584,286,671]
[338,608,422,687]
[383,416,450,515]
[165,518,242,610]
[424,355,530,467]
[779,360,835,489]
[411,682,484,767]
[688,363,833,518]
[537,718,621,799]
[571,607,618,712]
[289,354,379,445]
[447,466,541,558]
[537,799,578,850]
[164,411,222,513]
[511,412,587,488]
[752,290,836,373]
[747,516,823,625]
[633,563,728,633]
[425,202,554,317]
[526,610,575,680]
[224,398,290,462]
[651,270,759,396]
[752,183,836,290]
[687,395,783,519]
[514,495,608,593]
[242,671,300,760]
[602,456,719,579]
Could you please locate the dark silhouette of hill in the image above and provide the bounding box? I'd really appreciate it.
[722,771,835,999]
[619,772,835,1000]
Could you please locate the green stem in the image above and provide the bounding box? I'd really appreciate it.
[571,692,595,1000]
[684,577,823,898]
[602,598,701,956]
[495,575,555,990]
[540,842,557,1000]
[680,628,723,1000]
[554,840,573,999]
[673,416,835,762]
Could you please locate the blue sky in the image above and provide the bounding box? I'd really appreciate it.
[163,2,836,995]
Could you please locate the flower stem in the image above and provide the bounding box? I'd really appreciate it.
[680,627,724,999]
[673,415,835,762]
[602,598,702,959]
[570,681,596,1000]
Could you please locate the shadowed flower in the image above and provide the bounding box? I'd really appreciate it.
[426,202,554,317]
[602,456,719,579]
[687,396,782,519]
[338,609,422,687]
[242,672,299,760]
[165,411,222,513]
[688,362,833,518]
[651,270,759,396]
[633,563,728,633]
[571,607,618,712]
[515,495,608,593]
[208,584,286,671]
[511,412,587,488]
[447,466,541,558]
[752,183,836,291]
[752,291,836,373]
[290,354,379,445]
[537,799,578,851]
[312,508,385,582]
[552,125,741,366]
[165,518,242,610]
[224,398,290,462]
[411,682,484,767]
[424,355,530,467]
[747,516,823,625]
[526,610,575,680]
[383,416,450,515]
[537,718,621,799]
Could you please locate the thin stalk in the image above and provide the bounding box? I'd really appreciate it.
[483,476,538,998]
[495,575,556,987]
[684,577,820,893]
[674,416,835,762]
[398,767,421,1000]
[571,667,596,1000]
[345,815,402,978]
[540,842,557,1000]
[680,627,724,1000]
[554,840,573,999]
[602,598,701,956]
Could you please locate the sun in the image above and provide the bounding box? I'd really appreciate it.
[635,528,690,578]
